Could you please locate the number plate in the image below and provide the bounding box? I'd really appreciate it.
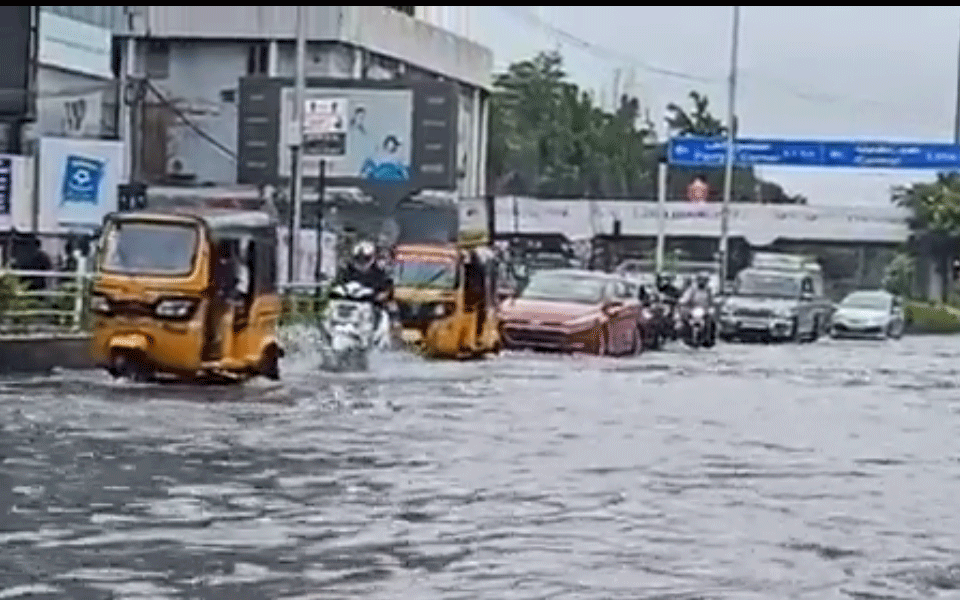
[739,319,769,330]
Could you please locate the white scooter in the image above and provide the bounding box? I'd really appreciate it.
[320,281,391,372]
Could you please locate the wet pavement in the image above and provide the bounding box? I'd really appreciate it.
[2,334,960,599]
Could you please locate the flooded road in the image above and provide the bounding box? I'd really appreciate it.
[2,335,960,599]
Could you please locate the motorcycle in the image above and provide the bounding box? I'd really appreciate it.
[321,281,391,372]
[678,304,717,349]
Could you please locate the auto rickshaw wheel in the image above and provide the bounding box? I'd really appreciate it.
[260,344,281,380]
[108,349,152,382]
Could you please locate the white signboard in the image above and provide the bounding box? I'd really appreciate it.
[303,98,347,135]
[303,98,347,157]
[38,11,112,79]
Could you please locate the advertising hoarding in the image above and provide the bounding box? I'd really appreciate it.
[38,137,125,232]
[279,87,414,181]
[238,77,459,195]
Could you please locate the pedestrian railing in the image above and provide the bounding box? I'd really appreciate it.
[0,266,92,335]
[0,265,330,336]
[279,280,329,326]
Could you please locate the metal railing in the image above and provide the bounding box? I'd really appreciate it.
[0,266,331,336]
[278,280,329,326]
[0,256,92,335]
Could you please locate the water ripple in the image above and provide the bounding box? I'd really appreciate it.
[0,335,959,598]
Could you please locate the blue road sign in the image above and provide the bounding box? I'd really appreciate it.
[668,136,960,170]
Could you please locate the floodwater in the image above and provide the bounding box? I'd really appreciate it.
[1,332,960,599]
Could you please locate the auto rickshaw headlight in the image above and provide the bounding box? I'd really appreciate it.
[155,298,197,320]
[432,302,454,317]
[90,293,111,315]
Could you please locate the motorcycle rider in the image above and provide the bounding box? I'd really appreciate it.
[656,273,682,303]
[333,240,394,343]
[678,271,717,341]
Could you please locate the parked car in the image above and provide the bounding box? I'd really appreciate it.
[498,269,643,356]
[830,290,904,340]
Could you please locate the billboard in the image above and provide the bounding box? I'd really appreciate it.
[238,77,459,195]
[38,137,125,231]
[0,6,35,118]
[278,87,414,182]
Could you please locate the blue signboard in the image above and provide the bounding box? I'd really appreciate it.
[668,136,960,170]
[60,154,105,204]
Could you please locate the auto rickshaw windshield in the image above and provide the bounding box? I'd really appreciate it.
[393,255,457,290]
[100,219,200,276]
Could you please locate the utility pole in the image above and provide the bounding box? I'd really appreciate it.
[288,6,307,284]
[655,153,668,274]
[719,5,740,295]
[120,6,137,184]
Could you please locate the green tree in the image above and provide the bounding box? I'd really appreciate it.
[891,173,960,301]
[487,51,654,198]
[487,53,802,204]
[665,90,727,137]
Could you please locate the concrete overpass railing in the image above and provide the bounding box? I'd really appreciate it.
[493,197,911,245]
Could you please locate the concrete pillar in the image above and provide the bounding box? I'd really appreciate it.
[477,90,489,197]
[267,40,279,76]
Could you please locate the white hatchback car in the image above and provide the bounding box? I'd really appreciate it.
[830,290,905,339]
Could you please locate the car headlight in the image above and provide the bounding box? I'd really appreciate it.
[641,308,653,320]
[774,307,796,319]
[89,293,111,315]
[155,298,197,319]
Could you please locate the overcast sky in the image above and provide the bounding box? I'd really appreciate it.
[459,6,960,206]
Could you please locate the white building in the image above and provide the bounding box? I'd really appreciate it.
[111,6,492,197]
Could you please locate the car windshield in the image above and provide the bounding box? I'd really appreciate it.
[393,256,457,290]
[735,271,801,298]
[100,220,199,276]
[520,274,606,304]
[841,292,891,310]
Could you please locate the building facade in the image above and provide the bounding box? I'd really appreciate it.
[33,7,118,142]
[111,6,492,197]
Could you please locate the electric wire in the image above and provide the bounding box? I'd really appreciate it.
[494,5,941,125]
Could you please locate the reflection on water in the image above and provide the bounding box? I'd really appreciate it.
[1,336,960,598]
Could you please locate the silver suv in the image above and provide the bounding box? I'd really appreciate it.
[718,267,832,342]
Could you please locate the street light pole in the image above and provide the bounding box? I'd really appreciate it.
[719,5,740,295]
[288,6,307,284]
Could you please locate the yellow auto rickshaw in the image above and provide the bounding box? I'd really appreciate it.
[391,241,501,359]
[89,207,283,382]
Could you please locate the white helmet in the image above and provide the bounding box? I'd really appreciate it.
[351,240,376,269]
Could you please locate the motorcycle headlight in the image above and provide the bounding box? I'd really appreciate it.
[89,293,111,315]
[691,307,706,319]
[155,298,197,320]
